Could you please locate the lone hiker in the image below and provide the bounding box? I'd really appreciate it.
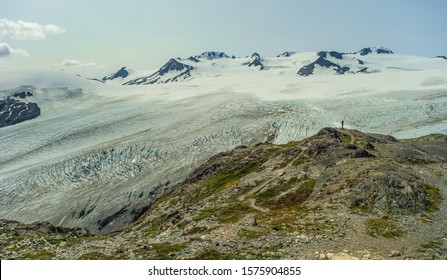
[341,120,344,129]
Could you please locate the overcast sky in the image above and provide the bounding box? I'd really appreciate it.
[1,0,446,76]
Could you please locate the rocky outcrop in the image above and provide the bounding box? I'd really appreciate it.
[0,219,90,236]
[298,50,372,76]
[298,47,393,76]
[298,51,350,76]
[1,91,40,127]
[247,52,264,70]
[277,51,295,57]
[357,47,394,56]
[194,51,230,60]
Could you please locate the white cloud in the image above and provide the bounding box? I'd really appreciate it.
[0,18,65,40]
[58,59,104,69]
[0,42,29,57]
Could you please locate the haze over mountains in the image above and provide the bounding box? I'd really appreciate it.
[0,46,446,235]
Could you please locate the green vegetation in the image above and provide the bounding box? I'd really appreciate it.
[412,160,432,166]
[274,161,289,170]
[63,236,103,248]
[46,238,63,246]
[256,179,315,210]
[188,160,261,204]
[24,250,56,260]
[250,177,298,202]
[271,179,315,210]
[182,226,209,236]
[262,243,284,252]
[145,224,161,238]
[237,227,270,238]
[292,157,307,167]
[6,235,24,243]
[259,207,330,234]
[424,185,442,212]
[339,133,351,144]
[278,141,300,148]
[186,147,282,205]
[364,217,405,238]
[192,211,214,221]
[150,242,187,259]
[216,202,256,223]
[419,213,432,223]
[421,240,443,249]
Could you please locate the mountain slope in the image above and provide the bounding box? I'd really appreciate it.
[124,59,193,85]
[1,128,446,260]
[101,67,131,82]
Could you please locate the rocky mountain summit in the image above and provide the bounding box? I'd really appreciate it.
[101,67,130,82]
[1,128,446,260]
[247,52,264,70]
[357,47,394,56]
[194,51,230,60]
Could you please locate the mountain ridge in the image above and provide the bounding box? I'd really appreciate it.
[116,46,402,85]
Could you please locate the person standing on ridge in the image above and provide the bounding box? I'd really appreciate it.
[341,120,344,129]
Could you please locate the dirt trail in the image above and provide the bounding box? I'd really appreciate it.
[347,129,356,144]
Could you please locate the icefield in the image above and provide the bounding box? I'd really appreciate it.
[0,50,446,233]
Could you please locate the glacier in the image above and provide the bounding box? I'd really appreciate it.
[0,49,446,233]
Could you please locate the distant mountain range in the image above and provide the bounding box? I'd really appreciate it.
[95,46,446,86]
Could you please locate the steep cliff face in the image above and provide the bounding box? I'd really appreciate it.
[1,128,446,260]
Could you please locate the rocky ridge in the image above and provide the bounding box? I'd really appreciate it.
[297,50,372,76]
[1,128,446,260]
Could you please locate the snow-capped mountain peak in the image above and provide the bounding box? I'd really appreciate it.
[195,51,230,60]
[247,52,264,70]
[124,58,193,85]
[298,49,371,76]
[101,67,131,82]
[277,51,296,57]
[357,46,394,56]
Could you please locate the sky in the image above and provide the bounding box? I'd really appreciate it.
[1,0,446,77]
